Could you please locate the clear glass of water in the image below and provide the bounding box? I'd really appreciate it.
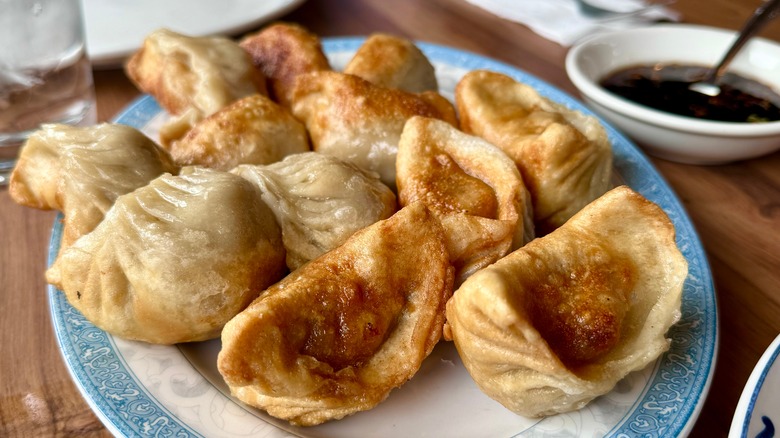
[0,0,97,186]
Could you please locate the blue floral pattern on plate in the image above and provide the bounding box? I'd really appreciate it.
[731,334,780,438]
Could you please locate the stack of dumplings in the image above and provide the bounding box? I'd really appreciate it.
[7,21,690,429]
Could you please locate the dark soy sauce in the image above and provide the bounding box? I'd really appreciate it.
[599,64,780,123]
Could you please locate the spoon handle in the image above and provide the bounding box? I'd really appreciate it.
[707,0,780,82]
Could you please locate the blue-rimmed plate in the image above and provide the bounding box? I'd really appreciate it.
[49,38,718,437]
[730,334,780,438]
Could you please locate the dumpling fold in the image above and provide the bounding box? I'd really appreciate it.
[290,70,458,189]
[396,116,533,284]
[445,185,687,417]
[231,152,397,271]
[9,123,176,252]
[125,28,267,145]
[46,168,286,344]
[456,69,612,234]
[218,202,455,426]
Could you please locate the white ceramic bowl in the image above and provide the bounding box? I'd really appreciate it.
[565,23,780,164]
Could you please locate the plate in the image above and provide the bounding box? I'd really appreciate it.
[83,0,306,68]
[730,333,780,438]
[48,38,718,437]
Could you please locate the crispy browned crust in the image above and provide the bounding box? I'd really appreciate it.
[396,116,533,284]
[240,22,331,107]
[344,33,438,93]
[290,70,458,188]
[445,185,687,417]
[218,203,455,426]
[456,69,612,234]
[168,94,309,170]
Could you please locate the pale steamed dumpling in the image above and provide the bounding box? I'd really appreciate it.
[232,152,397,270]
[9,123,177,252]
[46,167,287,344]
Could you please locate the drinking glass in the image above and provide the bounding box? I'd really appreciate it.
[0,0,97,186]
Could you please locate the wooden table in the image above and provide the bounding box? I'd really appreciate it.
[1,0,778,436]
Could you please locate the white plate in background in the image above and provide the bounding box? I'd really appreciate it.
[49,38,718,437]
[83,0,306,68]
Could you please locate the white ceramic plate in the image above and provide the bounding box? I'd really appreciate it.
[83,0,306,68]
[49,38,718,437]
[730,334,780,438]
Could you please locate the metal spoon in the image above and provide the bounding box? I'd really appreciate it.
[575,0,675,20]
[689,0,780,97]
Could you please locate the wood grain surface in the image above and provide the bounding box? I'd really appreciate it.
[1,0,778,436]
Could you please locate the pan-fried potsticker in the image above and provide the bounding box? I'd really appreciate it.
[218,203,454,426]
[456,69,612,234]
[167,94,309,170]
[125,28,267,145]
[445,186,687,417]
[240,22,331,108]
[290,70,457,189]
[344,33,438,93]
[396,116,533,285]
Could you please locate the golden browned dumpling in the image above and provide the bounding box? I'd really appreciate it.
[344,33,437,93]
[240,22,331,107]
[125,28,267,145]
[167,94,309,170]
[445,186,687,418]
[46,167,287,345]
[291,71,458,188]
[9,123,176,252]
[218,202,454,426]
[396,116,533,284]
[232,152,397,270]
[456,69,612,234]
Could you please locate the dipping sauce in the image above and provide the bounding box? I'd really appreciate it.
[599,64,780,123]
